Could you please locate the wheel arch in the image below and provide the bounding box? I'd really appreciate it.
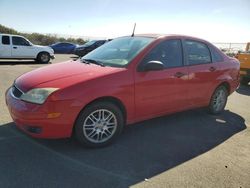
[209,81,231,104]
[217,81,230,94]
[72,96,127,136]
[36,51,50,59]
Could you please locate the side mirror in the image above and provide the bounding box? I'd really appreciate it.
[141,61,164,72]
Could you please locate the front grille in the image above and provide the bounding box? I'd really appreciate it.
[12,85,23,98]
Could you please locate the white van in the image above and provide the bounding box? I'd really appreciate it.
[0,34,54,63]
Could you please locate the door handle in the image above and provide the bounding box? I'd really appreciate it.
[13,47,17,49]
[209,66,216,72]
[174,72,186,78]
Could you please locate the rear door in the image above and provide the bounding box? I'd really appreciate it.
[0,35,12,58]
[11,36,35,58]
[184,39,218,107]
[135,39,189,120]
[59,43,69,53]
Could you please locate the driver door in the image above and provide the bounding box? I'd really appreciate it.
[134,39,189,120]
[11,36,36,58]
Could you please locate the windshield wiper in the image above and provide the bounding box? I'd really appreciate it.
[82,58,105,67]
[80,58,90,64]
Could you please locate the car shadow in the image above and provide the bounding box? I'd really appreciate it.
[236,84,250,96]
[0,109,246,188]
[0,60,51,65]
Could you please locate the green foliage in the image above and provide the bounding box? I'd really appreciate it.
[0,24,19,35]
[0,24,87,45]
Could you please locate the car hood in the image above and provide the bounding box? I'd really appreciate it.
[15,60,123,92]
[33,45,54,53]
[33,45,49,49]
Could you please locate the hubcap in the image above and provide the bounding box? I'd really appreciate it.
[83,109,117,143]
[213,89,226,112]
[40,54,49,62]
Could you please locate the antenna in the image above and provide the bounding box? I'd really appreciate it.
[131,23,136,37]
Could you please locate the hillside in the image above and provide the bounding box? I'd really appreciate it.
[0,24,86,45]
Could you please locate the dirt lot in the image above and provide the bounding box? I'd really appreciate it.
[0,55,250,188]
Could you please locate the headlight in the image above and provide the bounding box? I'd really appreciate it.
[20,88,59,104]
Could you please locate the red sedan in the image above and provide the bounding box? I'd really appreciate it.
[5,34,240,147]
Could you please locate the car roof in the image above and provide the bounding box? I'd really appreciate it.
[126,33,210,43]
[54,42,75,44]
[131,34,209,42]
[0,33,25,37]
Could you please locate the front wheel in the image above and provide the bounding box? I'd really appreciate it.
[37,52,50,63]
[208,85,228,114]
[74,102,124,148]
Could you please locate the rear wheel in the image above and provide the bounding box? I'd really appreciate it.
[74,102,124,148]
[37,52,50,63]
[208,85,228,114]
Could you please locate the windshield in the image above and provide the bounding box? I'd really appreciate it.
[80,40,97,47]
[81,37,154,67]
[25,38,33,45]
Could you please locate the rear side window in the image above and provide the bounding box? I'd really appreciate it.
[2,36,10,45]
[142,39,183,68]
[12,36,30,46]
[209,46,224,62]
[57,43,64,46]
[185,40,211,65]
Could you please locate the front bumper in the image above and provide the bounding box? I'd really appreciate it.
[50,54,55,59]
[5,88,80,139]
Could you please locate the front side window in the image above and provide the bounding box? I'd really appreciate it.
[82,37,154,67]
[185,40,211,65]
[12,36,30,46]
[2,36,10,45]
[141,39,183,68]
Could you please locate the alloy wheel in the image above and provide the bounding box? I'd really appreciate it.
[213,89,227,112]
[82,109,117,143]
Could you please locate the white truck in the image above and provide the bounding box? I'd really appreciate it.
[0,34,54,63]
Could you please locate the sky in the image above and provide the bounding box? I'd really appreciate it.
[0,0,249,42]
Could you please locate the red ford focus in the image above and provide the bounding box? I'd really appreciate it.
[5,34,240,147]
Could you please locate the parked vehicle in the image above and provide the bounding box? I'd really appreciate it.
[0,34,54,63]
[74,40,108,57]
[6,34,240,147]
[235,42,250,85]
[49,42,77,54]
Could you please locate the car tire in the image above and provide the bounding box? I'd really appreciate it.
[208,85,228,114]
[37,52,50,63]
[240,77,249,86]
[74,101,124,148]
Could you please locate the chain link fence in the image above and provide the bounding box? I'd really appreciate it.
[213,43,247,57]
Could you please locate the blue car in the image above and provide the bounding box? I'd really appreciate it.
[49,42,77,54]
